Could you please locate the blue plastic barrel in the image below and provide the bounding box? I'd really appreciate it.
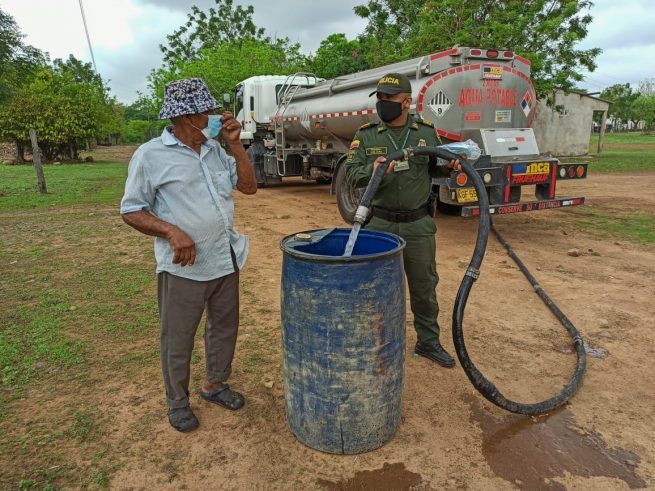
[279,228,406,454]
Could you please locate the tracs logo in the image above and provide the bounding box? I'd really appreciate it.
[511,162,550,184]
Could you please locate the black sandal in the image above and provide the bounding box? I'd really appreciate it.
[168,406,199,432]
[200,384,245,410]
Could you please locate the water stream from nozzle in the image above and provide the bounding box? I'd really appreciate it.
[342,222,362,257]
[341,154,399,257]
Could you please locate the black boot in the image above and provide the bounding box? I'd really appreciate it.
[415,342,456,368]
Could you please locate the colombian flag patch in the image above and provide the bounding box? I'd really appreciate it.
[350,140,360,149]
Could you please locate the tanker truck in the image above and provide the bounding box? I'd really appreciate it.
[234,47,587,223]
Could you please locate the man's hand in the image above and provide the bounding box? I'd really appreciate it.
[446,159,462,172]
[446,153,467,172]
[373,156,395,175]
[220,111,241,144]
[167,226,196,266]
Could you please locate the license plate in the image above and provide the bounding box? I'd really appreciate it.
[456,187,478,203]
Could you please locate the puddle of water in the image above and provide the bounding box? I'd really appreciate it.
[467,396,645,489]
[317,462,424,491]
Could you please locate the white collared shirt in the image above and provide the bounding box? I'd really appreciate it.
[120,128,248,280]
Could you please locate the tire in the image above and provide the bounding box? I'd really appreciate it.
[334,164,363,224]
[435,185,463,216]
[436,199,463,216]
[246,141,266,188]
[509,186,521,203]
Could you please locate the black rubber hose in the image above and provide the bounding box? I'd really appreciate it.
[401,146,586,415]
[357,152,400,210]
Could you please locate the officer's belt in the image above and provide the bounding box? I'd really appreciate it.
[371,204,429,223]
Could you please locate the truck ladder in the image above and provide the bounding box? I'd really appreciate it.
[274,72,317,176]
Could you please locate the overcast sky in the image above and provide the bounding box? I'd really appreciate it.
[2,0,653,103]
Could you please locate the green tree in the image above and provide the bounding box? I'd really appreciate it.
[600,83,639,131]
[0,57,122,161]
[149,0,308,117]
[121,94,166,143]
[632,95,655,131]
[149,35,306,117]
[159,0,266,68]
[0,8,44,103]
[638,78,655,97]
[310,34,369,79]
[354,0,601,98]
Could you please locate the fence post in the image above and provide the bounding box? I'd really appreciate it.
[29,129,48,194]
[597,110,607,156]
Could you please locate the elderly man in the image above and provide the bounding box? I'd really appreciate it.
[120,78,257,432]
[346,73,460,369]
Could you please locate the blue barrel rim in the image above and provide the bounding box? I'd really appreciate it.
[279,228,405,263]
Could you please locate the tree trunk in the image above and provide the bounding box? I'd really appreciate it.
[15,141,25,163]
[29,129,48,194]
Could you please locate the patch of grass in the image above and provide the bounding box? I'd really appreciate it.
[0,302,85,396]
[585,133,655,173]
[0,162,127,212]
[573,208,655,244]
[86,466,112,489]
[66,411,94,442]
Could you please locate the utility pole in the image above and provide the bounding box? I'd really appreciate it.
[29,129,48,194]
[78,0,98,73]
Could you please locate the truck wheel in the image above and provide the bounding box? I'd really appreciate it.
[436,199,463,216]
[509,186,521,203]
[435,185,463,216]
[246,141,266,188]
[335,164,362,224]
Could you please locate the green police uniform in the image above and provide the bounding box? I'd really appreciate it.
[345,117,449,347]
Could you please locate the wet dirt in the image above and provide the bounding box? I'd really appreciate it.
[468,396,646,489]
[554,341,609,359]
[317,462,425,490]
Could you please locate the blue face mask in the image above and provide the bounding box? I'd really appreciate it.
[201,114,222,139]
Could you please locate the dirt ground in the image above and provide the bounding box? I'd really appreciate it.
[98,169,654,490]
[4,160,654,489]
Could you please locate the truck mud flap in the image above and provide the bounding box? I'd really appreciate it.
[461,197,585,216]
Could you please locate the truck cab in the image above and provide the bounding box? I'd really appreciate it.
[235,75,319,146]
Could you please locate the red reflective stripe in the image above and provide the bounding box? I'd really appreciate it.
[504,166,512,202]
[550,163,557,198]
[436,129,461,141]
[430,48,458,60]
[515,55,531,66]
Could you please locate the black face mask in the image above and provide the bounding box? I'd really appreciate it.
[376,99,403,122]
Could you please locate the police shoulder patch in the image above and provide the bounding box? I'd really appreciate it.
[417,118,434,127]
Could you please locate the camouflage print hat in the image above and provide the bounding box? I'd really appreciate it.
[369,72,412,97]
[158,78,219,119]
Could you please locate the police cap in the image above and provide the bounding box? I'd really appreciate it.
[369,72,412,97]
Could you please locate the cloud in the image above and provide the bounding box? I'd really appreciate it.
[3,0,652,103]
[135,0,367,53]
[580,0,655,50]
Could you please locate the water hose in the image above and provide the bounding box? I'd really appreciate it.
[355,146,586,415]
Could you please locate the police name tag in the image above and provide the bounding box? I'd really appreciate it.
[393,160,410,172]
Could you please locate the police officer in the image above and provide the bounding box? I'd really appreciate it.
[345,72,460,368]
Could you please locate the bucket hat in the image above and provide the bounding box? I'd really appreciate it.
[158,78,219,119]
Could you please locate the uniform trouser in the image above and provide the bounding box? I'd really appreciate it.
[402,233,440,346]
[157,252,239,410]
[367,219,440,346]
